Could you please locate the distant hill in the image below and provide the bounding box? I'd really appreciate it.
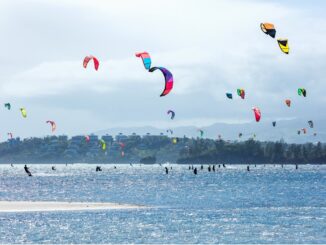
[94,118,326,143]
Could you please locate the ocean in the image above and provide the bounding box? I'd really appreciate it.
[0,163,325,243]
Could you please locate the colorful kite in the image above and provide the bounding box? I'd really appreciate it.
[83,55,99,70]
[260,22,276,38]
[149,67,174,97]
[135,52,151,70]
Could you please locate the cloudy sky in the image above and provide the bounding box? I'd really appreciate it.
[0,0,325,138]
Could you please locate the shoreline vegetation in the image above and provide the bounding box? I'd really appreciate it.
[1,134,325,164]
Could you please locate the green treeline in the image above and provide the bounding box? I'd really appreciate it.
[0,134,325,164]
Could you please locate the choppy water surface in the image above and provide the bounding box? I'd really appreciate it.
[0,163,325,243]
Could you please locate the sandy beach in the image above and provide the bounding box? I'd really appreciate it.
[0,201,145,213]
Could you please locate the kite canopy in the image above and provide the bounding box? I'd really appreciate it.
[272,121,276,127]
[226,93,233,99]
[252,107,261,122]
[198,129,204,138]
[166,129,173,135]
[99,139,106,150]
[4,103,11,110]
[260,23,276,38]
[46,120,56,132]
[308,120,314,128]
[85,135,90,143]
[237,89,245,99]
[135,52,151,70]
[167,110,175,120]
[20,108,27,118]
[118,142,125,149]
[298,88,307,97]
[149,67,174,97]
[277,39,289,54]
[83,55,99,70]
[285,99,291,107]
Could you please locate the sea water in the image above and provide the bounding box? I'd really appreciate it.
[0,164,325,243]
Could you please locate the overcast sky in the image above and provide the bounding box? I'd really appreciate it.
[0,0,325,138]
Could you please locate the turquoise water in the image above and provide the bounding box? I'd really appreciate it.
[0,164,325,243]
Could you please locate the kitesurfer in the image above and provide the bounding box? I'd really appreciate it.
[24,165,32,176]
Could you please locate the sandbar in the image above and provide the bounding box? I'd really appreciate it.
[0,201,146,213]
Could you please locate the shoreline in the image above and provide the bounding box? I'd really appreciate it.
[0,201,146,213]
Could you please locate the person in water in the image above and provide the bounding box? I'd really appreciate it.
[247,165,250,171]
[165,167,169,174]
[208,165,211,172]
[194,168,197,175]
[212,165,215,172]
[96,166,102,172]
[24,165,32,176]
[223,164,226,168]
[51,166,56,171]
[201,165,203,170]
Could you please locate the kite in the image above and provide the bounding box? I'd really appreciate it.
[272,121,276,127]
[46,121,56,132]
[285,99,291,107]
[167,110,175,120]
[149,67,174,97]
[226,93,233,99]
[20,108,27,118]
[99,139,106,150]
[198,129,204,138]
[308,120,314,128]
[166,129,173,135]
[83,55,99,70]
[298,88,306,97]
[85,135,90,143]
[260,23,276,38]
[252,107,261,122]
[119,142,125,157]
[4,103,11,110]
[277,39,289,54]
[237,89,245,99]
[135,52,151,70]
